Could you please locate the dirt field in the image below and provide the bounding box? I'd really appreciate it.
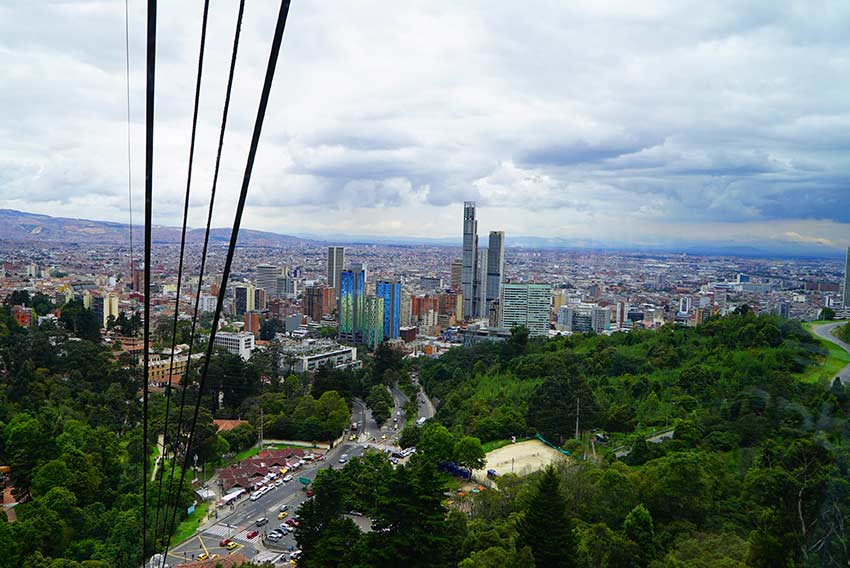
[474,439,568,481]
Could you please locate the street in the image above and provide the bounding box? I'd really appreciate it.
[813,321,850,385]
[166,380,437,564]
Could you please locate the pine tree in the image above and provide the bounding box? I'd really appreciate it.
[517,466,576,568]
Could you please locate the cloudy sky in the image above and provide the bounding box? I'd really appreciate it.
[1,1,849,254]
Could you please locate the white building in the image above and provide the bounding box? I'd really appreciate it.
[213,331,255,360]
[500,283,552,337]
[557,303,610,334]
[278,339,359,373]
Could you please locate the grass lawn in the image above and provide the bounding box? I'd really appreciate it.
[799,322,850,385]
[172,501,210,546]
[230,442,318,464]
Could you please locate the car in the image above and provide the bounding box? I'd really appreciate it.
[390,457,399,465]
[279,523,289,531]
[290,550,303,560]
[283,474,293,482]
[210,555,220,560]
[247,530,259,539]
[393,423,398,430]
[349,434,356,441]
[256,517,269,526]
[219,538,232,547]
[305,489,314,497]
[279,504,289,512]
[285,518,300,527]
[198,553,209,561]
[226,541,238,551]
[278,511,289,520]
[393,417,398,423]
[275,479,283,487]
[381,434,388,440]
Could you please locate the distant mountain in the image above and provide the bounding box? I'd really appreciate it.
[0,209,309,247]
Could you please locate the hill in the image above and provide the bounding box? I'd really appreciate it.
[0,209,309,247]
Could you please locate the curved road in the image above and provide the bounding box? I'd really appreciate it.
[812,322,850,385]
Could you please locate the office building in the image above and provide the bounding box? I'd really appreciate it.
[213,331,255,360]
[478,248,488,316]
[500,283,551,337]
[234,284,255,316]
[377,280,401,340]
[327,247,345,296]
[450,259,463,292]
[844,246,850,308]
[278,339,359,374]
[462,201,478,319]
[486,231,505,308]
[615,301,629,329]
[199,294,217,313]
[276,275,297,299]
[363,296,385,348]
[305,285,329,322]
[256,264,281,295]
[338,268,366,343]
[557,303,610,334]
[419,276,442,291]
[244,311,261,337]
[678,296,691,315]
[254,288,268,312]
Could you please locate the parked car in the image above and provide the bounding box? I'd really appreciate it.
[278,511,289,520]
[306,489,314,497]
[256,517,268,526]
[285,518,300,527]
[279,504,289,512]
[283,474,293,482]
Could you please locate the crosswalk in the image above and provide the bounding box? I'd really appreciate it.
[204,524,231,538]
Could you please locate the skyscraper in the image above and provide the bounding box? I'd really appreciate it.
[377,280,402,340]
[364,296,385,349]
[234,284,255,316]
[844,246,850,308]
[338,268,365,343]
[478,248,489,316]
[450,259,463,292]
[500,283,552,337]
[256,264,281,295]
[462,202,478,319]
[486,231,505,308]
[327,246,345,296]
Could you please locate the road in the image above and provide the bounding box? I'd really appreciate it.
[812,322,850,385]
[166,442,365,565]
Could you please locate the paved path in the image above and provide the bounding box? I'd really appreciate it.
[812,322,850,385]
[151,433,165,482]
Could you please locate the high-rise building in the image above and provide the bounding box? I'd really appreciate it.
[363,296,385,348]
[844,246,850,308]
[678,296,692,315]
[486,231,505,308]
[557,303,609,334]
[276,275,297,298]
[213,331,255,360]
[615,301,629,328]
[478,248,488,316]
[500,283,551,337]
[234,284,255,316]
[327,247,345,296]
[256,264,281,295]
[338,268,366,343]
[377,280,401,340]
[305,285,327,322]
[462,202,478,319]
[244,311,261,337]
[450,259,463,292]
[254,288,268,312]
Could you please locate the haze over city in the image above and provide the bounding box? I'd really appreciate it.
[2,1,850,255]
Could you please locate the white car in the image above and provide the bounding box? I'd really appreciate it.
[283,474,293,482]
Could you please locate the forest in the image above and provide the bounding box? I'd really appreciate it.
[299,312,850,567]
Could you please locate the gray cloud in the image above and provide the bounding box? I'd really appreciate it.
[0,1,849,251]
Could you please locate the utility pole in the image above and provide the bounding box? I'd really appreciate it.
[575,397,580,440]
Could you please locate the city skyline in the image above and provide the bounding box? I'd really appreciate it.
[2,2,850,254]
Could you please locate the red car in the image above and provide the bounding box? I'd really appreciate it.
[305,489,314,497]
[246,530,259,539]
[285,519,300,527]
[219,538,232,547]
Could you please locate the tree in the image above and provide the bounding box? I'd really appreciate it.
[366,385,393,426]
[517,466,576,568]
[454,436,486,471]
[398,425,421,449]
[623,504,655,567]
[419,423,456,464]
[821,307,836,321]
[526,374,596,444]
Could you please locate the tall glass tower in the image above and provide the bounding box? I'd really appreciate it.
[486,231,505,308]
[377,280,401,340]
[462,202,478,319]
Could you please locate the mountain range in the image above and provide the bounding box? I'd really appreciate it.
[0,209,308,247]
